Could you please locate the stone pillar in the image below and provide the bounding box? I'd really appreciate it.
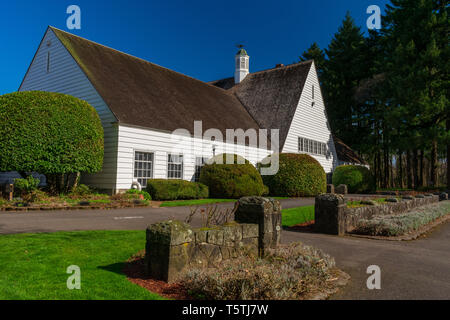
[234,197,282,257]
[327,184,335,194]
[314,194,346,236]
[336,184,348,195]
[145,220,193,283]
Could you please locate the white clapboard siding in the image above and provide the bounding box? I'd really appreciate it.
[17,28,118,191]
[282,62,338,173]
[116,124,272,191]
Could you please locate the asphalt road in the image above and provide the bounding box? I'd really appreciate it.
[283,220,450,300]
[0,198,314,234]
[1,198,449,300]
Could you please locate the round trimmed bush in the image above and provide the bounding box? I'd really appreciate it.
[260,153,326,197]
[0,91,104,174]
[332,165,375,194]
[199,154,268,199]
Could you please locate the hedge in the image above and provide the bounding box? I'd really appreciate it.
[199,154,268,199]
[146,180,209,201]
[0,91,104,174]
[260,153,326,197]
[332,165,375,194]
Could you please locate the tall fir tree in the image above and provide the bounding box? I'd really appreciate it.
[322,12,371,152]
[381,0,449,187]
[299,42,326,79]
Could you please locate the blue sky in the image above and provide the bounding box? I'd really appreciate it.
[0,0,390,95]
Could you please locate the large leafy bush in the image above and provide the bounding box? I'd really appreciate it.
[0,91,104,174]
[260,153,326,197]
[14,176,40,196]
[199,154,267,199]
[146,180,208,201]
[332,165,375,193]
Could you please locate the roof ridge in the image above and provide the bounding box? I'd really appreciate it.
[49,26,233,95]
[209,60,314,84]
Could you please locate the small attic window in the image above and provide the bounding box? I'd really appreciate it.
[312,85,315,100]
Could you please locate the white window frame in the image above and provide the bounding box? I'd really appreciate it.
[194,156,208,182]
[298,137,328,157]
[133,150,154,188]
[167,154,184,180]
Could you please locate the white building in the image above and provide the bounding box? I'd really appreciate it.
[1,27,364,193]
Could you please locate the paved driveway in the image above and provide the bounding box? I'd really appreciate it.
[283,221,450,300]
[0,198,314,235]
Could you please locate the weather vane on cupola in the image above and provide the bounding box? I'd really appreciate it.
[234,44,249,84]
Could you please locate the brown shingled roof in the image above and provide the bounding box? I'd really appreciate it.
[50,27,261,138]
[333,136,366,165]
[211,61,313,149]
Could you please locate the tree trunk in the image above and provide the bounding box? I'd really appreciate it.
[413,149,419,189]
[431,139,438,187]
[398,152,404,189]
[406,150,413,189]
[447,119,450,188]
[419,150,424,188]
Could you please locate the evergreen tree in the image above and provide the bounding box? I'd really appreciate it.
[382,0,449,187]
[322,12,371,152]
[299,42,326,79]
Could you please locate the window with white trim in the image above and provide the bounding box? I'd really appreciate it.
[194,157,208,182]
[168,154,183,179]
[134,151,154,187]
[298,137,327,156]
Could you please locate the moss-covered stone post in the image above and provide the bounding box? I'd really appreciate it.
[314,194,346,235]
[234,197,282,257]
[145,220,193,283]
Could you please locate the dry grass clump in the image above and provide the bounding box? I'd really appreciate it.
[354,201,450,236]
[178,242,336,300]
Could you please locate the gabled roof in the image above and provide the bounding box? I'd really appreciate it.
[49,27,261,137]
[333,136,367,165]
[211,61,313,149]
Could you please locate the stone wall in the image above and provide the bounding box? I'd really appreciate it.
[145,197,281,283]
[315,194,439,236]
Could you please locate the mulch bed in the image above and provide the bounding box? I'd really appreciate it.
[122,251,192,300]
[284,220,315,233]
[0,202,159,212]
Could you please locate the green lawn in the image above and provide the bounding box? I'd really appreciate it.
[160,198,237,207]
[0,231,163,300]
[282,206,315,227]
[160,197,292,207]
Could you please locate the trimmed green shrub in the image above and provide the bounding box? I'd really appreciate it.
[146,180,209,201]
[0,91,104,174]
[126,189,152,201]
[199,154,268,199]
[14,176,40,196]
[332,165,375,194]
[260,153,326,197]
